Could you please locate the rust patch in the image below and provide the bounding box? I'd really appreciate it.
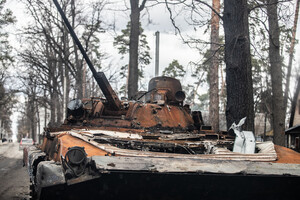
[43,133,109,162]
[59,134,108,158]
[134,104,194,128]
[274,145,300,164]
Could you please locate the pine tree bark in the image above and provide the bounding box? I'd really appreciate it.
[284,0,299,114]
[128,0,141,99]
[223,0,254,131]
[209,0,220,132]
[128,0,147,99]
[267,0,285,146]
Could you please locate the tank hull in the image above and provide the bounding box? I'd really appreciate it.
[27,141,300,200]
[37,164,300,200]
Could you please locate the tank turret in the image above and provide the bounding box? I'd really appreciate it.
[64,75,196,132]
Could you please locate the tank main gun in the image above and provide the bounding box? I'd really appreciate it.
[53,0,121,111]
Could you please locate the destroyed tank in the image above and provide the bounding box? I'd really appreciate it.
[24,1,300,200]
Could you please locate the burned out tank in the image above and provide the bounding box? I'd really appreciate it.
[24,1,300,200]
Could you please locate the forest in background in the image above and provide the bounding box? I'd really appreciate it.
[0,0,299,146]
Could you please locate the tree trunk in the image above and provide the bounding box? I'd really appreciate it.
[47,44,56,126]
[44,89,47,128]
[35,102,40,143]
[128,0,141,99]
[31,98,36,142]
[267,0,285,146]
[83,62,87,98]
[28,92,36,142]
[220,64,226,112]
[284,0,299,114]
[209,0,220,132]
[71,0,83,99]
[223,0,254,131]
[0,119,2,140]
[63,23,70,119]
[52,62,59,124]
[55,81,62,124]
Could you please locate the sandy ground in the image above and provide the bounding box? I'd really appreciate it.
[0,142,30,200]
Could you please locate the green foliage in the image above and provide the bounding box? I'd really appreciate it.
[113,21,151,79]
[113,22,130,56]
[118,84,127,98]
[120,64,128,79]
[162,59,186,78]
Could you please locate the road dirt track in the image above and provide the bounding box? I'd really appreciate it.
[0,142,30,200]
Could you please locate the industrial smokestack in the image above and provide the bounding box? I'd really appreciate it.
[155,31,160,77]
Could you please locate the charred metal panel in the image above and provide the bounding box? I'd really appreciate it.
[35,161,66,199]
[91,156,300,176]
[24,146,46,183]
[133,103,194,129]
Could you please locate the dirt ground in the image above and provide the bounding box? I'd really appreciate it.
[0,142,30,200]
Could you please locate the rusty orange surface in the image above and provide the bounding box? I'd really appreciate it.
[56,134,108,161]
[274,145,300,164]
[134,104,194,128]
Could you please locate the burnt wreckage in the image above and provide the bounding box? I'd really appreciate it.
[24,1,300,200]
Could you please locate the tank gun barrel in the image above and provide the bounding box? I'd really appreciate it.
[53,0,121,111]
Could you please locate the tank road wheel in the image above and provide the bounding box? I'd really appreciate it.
[29,183,37,200]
